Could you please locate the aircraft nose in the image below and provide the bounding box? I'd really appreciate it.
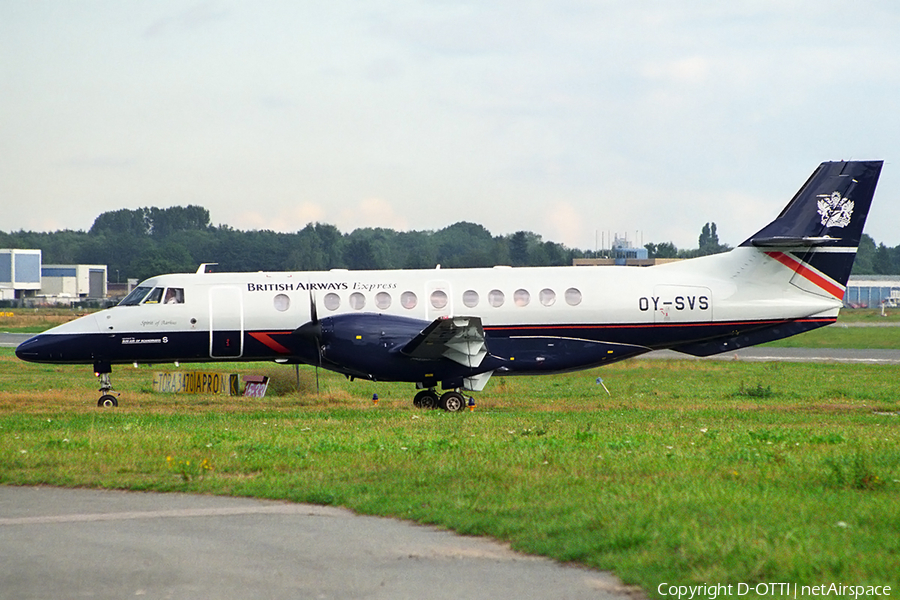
[15,313,104,364]
[16,334,62,363]
[15,333,95,364]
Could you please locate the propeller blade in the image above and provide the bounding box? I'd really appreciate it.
[305,285,322,394]
[309,287,318,324]
[294,286,322,341]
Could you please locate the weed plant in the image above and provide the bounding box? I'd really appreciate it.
[0,349,898,597]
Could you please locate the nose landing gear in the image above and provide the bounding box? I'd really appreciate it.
[98,394,119,408]
[95,364,120,408]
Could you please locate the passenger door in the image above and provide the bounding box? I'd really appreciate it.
[209,286,243,358]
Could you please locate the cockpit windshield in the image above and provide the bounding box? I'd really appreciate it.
[118,286,153,306]
[117,286,185,306]
[143,288,164,304]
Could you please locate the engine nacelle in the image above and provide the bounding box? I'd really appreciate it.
[316,313,498,385]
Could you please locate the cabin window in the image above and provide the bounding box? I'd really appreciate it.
[143,287,164,304]
[401,291,417,309]
[349,292,366,310]
[488,289,504,307]
[375,291,391,309]
[540,288,556,306]
[565,287,583,306]
[324,293,340,311]
[164,288,184,304]
[273,293,290,312]
[430,290,448,309]
[462,290,479,308]
[514,289,530,307]
[119,286,153,306]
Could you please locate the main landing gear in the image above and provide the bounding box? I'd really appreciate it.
[95,364,120,408]
[413,389,467,412]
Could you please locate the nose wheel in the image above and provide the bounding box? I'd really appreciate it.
[98,394,119,408]
[96,371,120,408]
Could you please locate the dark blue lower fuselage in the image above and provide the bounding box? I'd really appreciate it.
[15,316,834,383]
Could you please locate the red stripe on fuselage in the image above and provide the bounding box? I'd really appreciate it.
[764,251,844,299]
[248,331,292,354]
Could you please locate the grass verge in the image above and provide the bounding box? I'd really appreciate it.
[1,349,898,597]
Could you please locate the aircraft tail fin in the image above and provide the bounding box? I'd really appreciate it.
[740,160,883,294]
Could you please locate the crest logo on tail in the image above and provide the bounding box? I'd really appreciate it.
[817,192,853,228]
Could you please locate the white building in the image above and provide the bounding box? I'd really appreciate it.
[1,249,109,305]
[40,264,108,300]
[0,249,42,301]
[844,275,900,308]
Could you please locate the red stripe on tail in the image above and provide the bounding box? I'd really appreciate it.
[765,252,844,299]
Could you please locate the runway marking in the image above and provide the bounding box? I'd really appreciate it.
[0,503,347,526]
[733,355,900,364]
[641,350,900,364]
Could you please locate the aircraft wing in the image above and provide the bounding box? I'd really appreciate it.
[400,316,488,368]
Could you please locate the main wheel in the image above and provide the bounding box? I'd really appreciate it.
[98,394,118,408]
[413,390,439,409]
[440,391,465,412]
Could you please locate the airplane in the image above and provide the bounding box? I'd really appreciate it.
[16,160,883,409]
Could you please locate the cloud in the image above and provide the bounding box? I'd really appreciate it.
[338,197,410,232]
[2,2,898,248]
[60,156,135,169]
[230,198,409,235]
[544,201,587,250]
[233,203,326,232]
[641,56,712,85]
[144,2,229,38]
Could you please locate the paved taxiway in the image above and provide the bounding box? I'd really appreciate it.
[2,332,37,348]
[641,347,900,364]
[1,332,37,348]
[0,487,634,600]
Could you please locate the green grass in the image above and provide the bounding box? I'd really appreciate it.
[759,308,900,349]
[837,308,900,323]
[1,349,898,597]
[762,324,900,349]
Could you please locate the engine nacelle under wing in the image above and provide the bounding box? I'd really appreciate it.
[314,313,503,386]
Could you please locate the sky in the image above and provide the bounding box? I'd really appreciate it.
[2,1,899,252]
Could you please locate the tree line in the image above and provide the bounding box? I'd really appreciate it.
[0,206,896,282]
[0,206,580,282]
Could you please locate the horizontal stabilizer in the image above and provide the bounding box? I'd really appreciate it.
[749,236,840,247]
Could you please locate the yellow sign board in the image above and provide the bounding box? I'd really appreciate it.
[152,372,240,395]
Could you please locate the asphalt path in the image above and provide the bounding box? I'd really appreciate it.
[0,332,32,347]
[640,347,900,364]
[0,486,634,600]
